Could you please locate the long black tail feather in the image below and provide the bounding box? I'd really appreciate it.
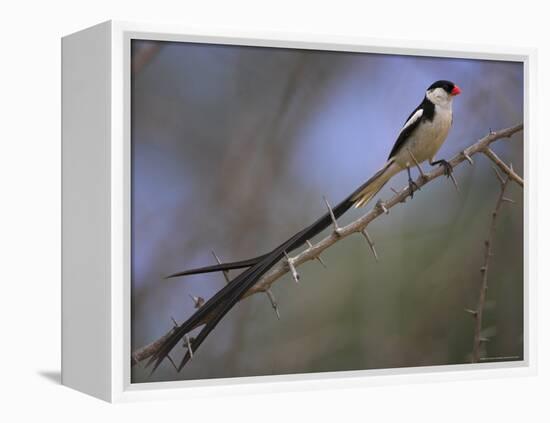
[148,177,376,373]
[165,254,269,279]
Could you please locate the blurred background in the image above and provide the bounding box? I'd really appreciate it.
[130,40,523,383]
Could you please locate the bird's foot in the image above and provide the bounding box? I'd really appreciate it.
[408,178,419,198]
[436,159,453,178]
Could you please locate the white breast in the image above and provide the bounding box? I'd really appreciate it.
[393,104,452,168]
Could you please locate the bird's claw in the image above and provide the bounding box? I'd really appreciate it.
[408,178,419,198]
[438,160,453,178]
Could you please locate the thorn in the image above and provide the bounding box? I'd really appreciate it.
[479,337,490,343]
[464,308,478,316]
[184,335,193,359]
[316,255,327,268]
[284,251,300,283]
[189,294,205,309]
[480,266,487,273]
[265,289,281,319]
[306,240,327,268]
[375,199,389,215]
[361,229,379,262]
[211,249,230,284]
[407,147,427,180]
[502,197,515,204]
[323,196,342,235]
[489,128,496,136]
[170,316,179,328]
[492,166,506,186]
[462,150,474,165]
[390,187,407,203]
[448,171,460,193]
[166,354,179,371]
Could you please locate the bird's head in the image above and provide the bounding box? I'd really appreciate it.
[426,80,461,106]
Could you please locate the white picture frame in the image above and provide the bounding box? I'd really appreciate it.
[61,20,537,403]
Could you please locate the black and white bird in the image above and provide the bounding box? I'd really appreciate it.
[353,79,461,206]
[146,80,461,373]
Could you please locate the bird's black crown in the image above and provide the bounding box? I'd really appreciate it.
[427,80,457,94]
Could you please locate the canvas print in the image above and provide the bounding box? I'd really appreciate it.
[130,39,524,383]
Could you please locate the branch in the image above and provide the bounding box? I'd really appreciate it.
[483,147,524,187]
[470,168,512,363]
[132,327,177,366]
[132,123,523,366]
[242,124,523,298]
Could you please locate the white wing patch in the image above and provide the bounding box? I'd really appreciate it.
[398,108,423,136]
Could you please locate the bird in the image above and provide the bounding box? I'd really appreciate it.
[146,80,461,373]
[352,80,461,206]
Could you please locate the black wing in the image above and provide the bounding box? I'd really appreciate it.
[387,97,434,161]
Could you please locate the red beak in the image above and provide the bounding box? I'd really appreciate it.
[451,85,461,96]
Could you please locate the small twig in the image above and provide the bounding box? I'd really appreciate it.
[265,289,281,319]
[375,199,389,215]
[162,321,181,370]
[483,148,524,187]
[462,150,474,165]
[211,249,231,284]
[471,171,512,363]
[448,171,460,193]
[306,240,327,268]
[360,228,379,262]
[284,251,300,283]
[390,187,406,203]
[491,166,506,185]
[170,316,179,328]
[189,294,205,309]
[185,335,194,359]
[323,196,342,235]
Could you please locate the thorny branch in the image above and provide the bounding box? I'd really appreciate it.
[131,123,524,367]
[483,147,524,188]
[469,168,513,363]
